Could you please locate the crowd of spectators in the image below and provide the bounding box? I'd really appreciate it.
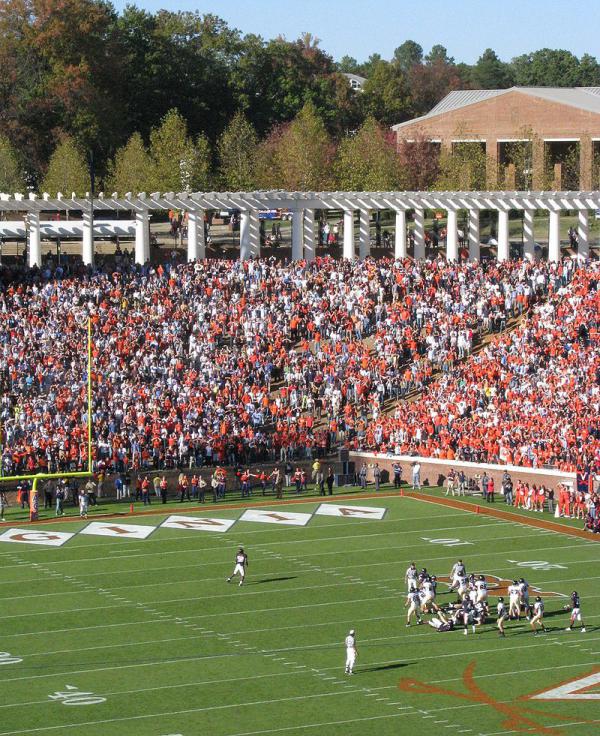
[0,254,596,480]
[360,262,598,471]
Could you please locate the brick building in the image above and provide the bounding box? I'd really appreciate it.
[392,87,600,190]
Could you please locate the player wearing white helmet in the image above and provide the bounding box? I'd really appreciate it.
[226,547,248,587]
[344,629,357,674]
[420,576,436,612]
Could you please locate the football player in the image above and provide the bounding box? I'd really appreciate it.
[405,562,418,592]
[530,596,547,634]
[508,580,521,619]
[519,577,530,614]
[405,589,423,626]
[227,547,248,587]
[566,591,586,633]
[450,559,466,590]
[496,596,508,637]
[344,629,357,674]
[420,576,436,612]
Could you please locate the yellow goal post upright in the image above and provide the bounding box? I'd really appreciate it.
[0,317,94,521]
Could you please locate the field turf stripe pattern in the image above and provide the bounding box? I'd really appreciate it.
[0,496,598,736]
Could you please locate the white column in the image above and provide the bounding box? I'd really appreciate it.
[359,209,371,260]
[249,209,261,258]
[497,210,509,262]
[187,209,205,261]
[303,209,316,261]
[523,209,535,261]
[548,210,561,263]
[446,209,458,261]
[468,209,480,261]
[240,211,250,260]
[135,211,149,265]
[28,212,41,268]
[291,208,304,261]
[343,209,354,259]
[413,208,425,260]
[82,210,93,266]
[394,209,407,259]
[577,209,589,260]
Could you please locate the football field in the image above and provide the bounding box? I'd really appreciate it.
[0,494,598,736]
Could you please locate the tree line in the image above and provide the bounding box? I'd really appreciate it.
[1,0,599,193]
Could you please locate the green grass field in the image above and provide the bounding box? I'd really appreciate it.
[0,494,598,736]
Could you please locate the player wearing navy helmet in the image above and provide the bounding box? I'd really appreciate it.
[566,591,586,633]
[227,547,248,586]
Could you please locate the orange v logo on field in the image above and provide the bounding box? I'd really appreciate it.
[398,661,596,735]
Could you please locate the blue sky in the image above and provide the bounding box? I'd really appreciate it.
[111,0,600,64]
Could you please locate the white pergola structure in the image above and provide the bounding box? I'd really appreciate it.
[0,190,597,267]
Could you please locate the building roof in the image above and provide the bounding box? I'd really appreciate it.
[392,86,600,131]
[342,72,367,84]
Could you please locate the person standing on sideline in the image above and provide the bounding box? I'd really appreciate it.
[114,475,123,501]
[326,467,335,495]
[486,476,495,502]
[153,475,161,499]
[411,461,421,490]
[78,486,89,519]
[55,482,65,517]
[344,629,357,675]
[372,463,381,491]
[392,462,402,489]
[359,463,367,489]
[141,475,151,505]
[0,488,7,521]
[227,547,248,587]
[160,475,168,504]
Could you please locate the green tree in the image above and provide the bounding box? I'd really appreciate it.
[578,53,600,85]
[425,44,454,65]
[337,55,361,74]
[434,141,487,190]
[334,117,399,190]
[149,109,212,192]
[259,102,334,190]
[106,133,154,194]
[360,60,412,125]
[217,112,259,190]
[471,48,513,88]
[0,135,26,192]
[41,136,90,195]
[511,49,580,86]
[393,40,423,73]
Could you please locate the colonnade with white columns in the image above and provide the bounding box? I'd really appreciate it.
[2,190,596,267]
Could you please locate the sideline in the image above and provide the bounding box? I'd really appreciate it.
[0,488,596,542]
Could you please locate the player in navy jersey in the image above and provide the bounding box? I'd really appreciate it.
[566,591,586,632]
[227,547,248,586]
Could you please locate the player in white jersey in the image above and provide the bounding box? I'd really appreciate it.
[530,596,547,634]
[405,562,418,592]
[450,559,466,589]
[456,574,468,600]
[227,547,248,586]
[475,575,488,605]
[508,580,521,619]
[420,578,436,612]
[344,629,357,674]
[496,597,508,637]
[405,590,423,626]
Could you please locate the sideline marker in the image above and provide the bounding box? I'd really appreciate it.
[129,503,134,514]
[475,505,480,514]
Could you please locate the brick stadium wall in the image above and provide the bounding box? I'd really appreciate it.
[394,89,600,143]
[349,451,576,493]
